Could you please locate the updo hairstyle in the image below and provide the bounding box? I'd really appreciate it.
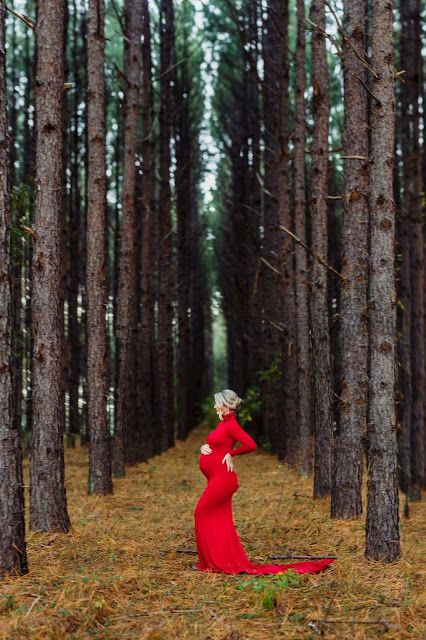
[214,389,244,412]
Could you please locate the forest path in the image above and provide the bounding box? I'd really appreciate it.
[0,420,424,639]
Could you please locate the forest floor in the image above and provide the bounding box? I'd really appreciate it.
[0,420,424,640]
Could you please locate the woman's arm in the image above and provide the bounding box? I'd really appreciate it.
[227,419,257,456]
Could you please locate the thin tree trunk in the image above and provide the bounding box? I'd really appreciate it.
[396,0,412,502]
[60,0,69,451]
[80,14,89,446]
[9,12,24,437]
[293,0,312,477]
[29,0,71,532]
[86,0,113,495]
[67,0,84,446]
[111,91,122,452]
[138,0,155,459]
[175,25,192,442]
[407,0,425,500]
[0,0,28,575]
[365,0,400,563]
[246,0,262,397]
[158,0,175,451]
[394,98,411,506]
[309,0,333,497]
[113,0,143,474]
[261,0,285,458]
[331,0,369,518]
[24,0,36,437]
[276,0,298,466]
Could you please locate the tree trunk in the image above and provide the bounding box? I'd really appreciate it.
[175,15,193,441]
[9,13,24,438]
[293,0,312,477]
[113,0,143,474]
[407,0,425,500]
[158,0,176,451]
[246,0,263,396]
[86,0,113,495]
[29,0,71,532]
[331,0,369,518]
[309,0,333,498]
[365,0,400,562]
[261,0,286,458]
[276,0,298,466]
[397,1,414,496]
[0,0,28,575]
[138,0,155,459]
[67,0,85,446]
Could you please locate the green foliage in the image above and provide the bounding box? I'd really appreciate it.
[10,180,33,222]
[289,612,305,623]
[238,385,262,428]
[258,354,283,384]
[235,571,301,611]
[258,436,271,452]
[1,595,15,612]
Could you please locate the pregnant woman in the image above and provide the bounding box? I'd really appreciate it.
[194,389,335,575]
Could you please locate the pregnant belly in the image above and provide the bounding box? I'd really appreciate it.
[199,451,231,479]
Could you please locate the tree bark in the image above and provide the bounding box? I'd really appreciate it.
[406,0,425,500]
[0,0,28,575]
[175,31,192,442]
[277,0,298,467]
[261,0,286,458]
[29,0,71,532]
[309,0,333,497]
[365,0,400,562]
[138,0,155,459]
[158,0,176,451]
[293,0,312,477]
[86,0,113,495]
[114,0,143,473]
[246,0,263,397]
[9,13,24,438]
[67,0,85,446]
[331,0,369,518]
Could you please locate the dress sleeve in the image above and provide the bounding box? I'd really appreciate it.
[227,419,257,456]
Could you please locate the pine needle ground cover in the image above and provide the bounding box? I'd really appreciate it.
[0,422,424,640]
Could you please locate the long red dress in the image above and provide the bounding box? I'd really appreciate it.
[194,411,335,575]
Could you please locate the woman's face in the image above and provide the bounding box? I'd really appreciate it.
[214,403,229,419]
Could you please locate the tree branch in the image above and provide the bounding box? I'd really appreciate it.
[279,224,347,281]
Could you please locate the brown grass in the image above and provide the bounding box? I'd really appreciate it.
[0,420,424,640]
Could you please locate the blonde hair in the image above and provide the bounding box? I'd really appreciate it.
[214,389,244,412]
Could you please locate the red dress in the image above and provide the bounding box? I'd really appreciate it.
[194,411,335,575]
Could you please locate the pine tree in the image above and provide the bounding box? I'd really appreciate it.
[29,0,71,532]
[86,0,112,495]
[365,0,400,562]
[309,0,333,497]
[0,0,28,575]
[331,0,369,518]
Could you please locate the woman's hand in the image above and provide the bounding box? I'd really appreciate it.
[200,444,212,455]
[222,452,234,472]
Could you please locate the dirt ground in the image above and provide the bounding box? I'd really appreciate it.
[0,420,424,639]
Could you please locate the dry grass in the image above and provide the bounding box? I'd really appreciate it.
[0,420,424,640]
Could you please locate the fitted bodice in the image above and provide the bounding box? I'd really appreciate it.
[198,413,257,480]
[199,423,235,478]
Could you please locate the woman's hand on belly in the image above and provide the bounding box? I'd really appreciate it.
[221,452,234,472]
[200,444,212,455]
